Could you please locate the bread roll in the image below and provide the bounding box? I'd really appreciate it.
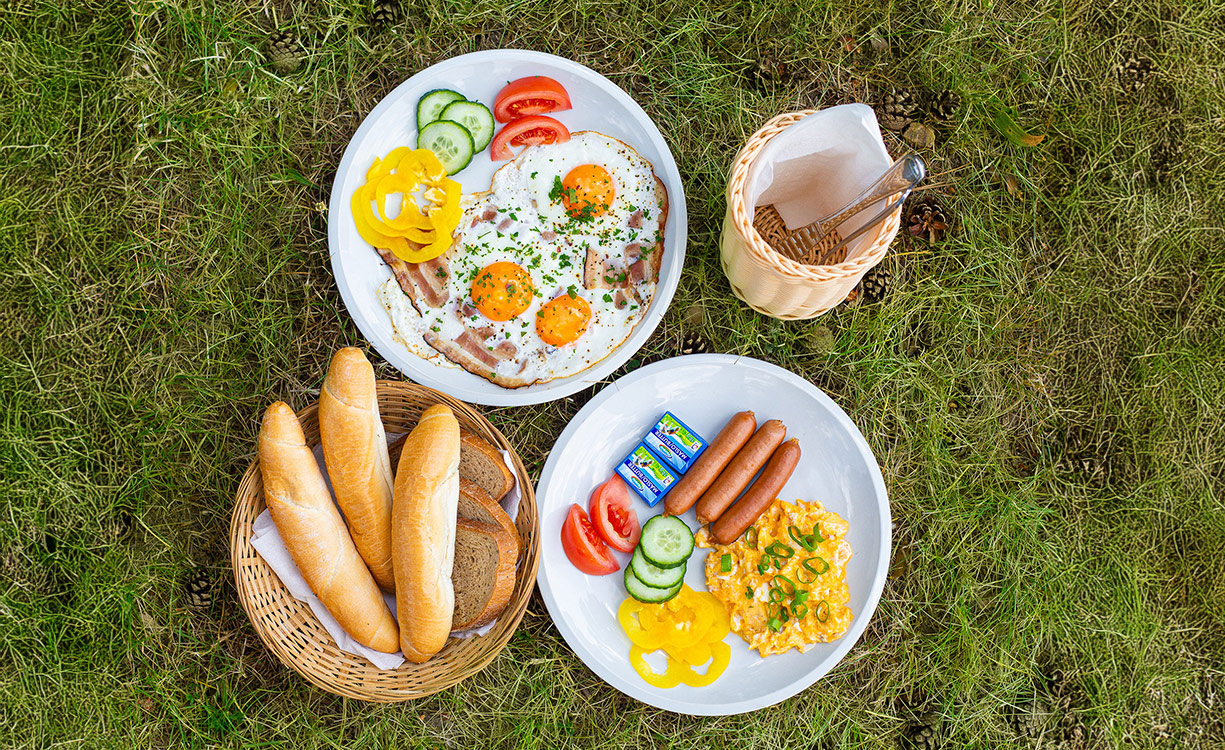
[318,347,395,592]
[258,401,399,653]
[392,404,461,663]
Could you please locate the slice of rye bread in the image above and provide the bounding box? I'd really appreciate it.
[458,477,520,553]
[458,432,515,501]
[451,518,517,630]
[390,431,514,502]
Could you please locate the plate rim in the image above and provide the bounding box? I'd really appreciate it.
[327,48,688,407]
[536,353,892,715]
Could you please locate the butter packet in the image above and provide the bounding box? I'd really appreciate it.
[643,412,707,474]
[616,443,678,507]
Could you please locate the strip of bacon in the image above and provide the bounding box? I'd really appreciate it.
[377,248,421,312]
[423,330,534,387]
[584,246,612,290]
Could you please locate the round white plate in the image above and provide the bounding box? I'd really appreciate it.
[537,355,891,715]
[327,50,688,406]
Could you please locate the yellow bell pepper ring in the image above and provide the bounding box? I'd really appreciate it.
[629,646,681,688]
[350,148,462,264]
[675,642,731,687]
[618,586,734,688]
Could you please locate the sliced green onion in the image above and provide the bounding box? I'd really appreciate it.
[772,574,796,596]
[768,586,784,603]
[767,617,782,632]
[772,556,784,570]
[764,541,795,559]
[745,585,754,600]
[756,557,772,575]
[792,590,810,605]
[743,526,759,548]
[811,523,826,542]
[720,553,732,572]
[803,557,830,577]
[767,601,783,620]
[780,606,790,622]
[793,602,809,618]
[788,525,818,551]
[816,599,830,623]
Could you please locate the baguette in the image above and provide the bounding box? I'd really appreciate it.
[392,404,461,663]
[258,401,399,653]
[318,348,396,592]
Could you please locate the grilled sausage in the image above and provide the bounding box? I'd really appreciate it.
[664,411,757,516]
[710,438,802,544]
[694,419,787,524]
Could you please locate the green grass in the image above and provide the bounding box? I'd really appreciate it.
[2,0,1223,747]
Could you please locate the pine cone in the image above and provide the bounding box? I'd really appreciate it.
[902,712,945,750]
[678,331,711,356]
[184,567,214,610]
[858,266,891,303]
[905,198,950,243]
[928,90,961,120]
[876,89,919,131]
[266,30,304,74]
[371,0,401,27]
[1009,699,1058,740]
[753,53,791,88]
[1118,55,1153,91]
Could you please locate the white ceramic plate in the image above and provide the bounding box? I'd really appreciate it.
[536,355,891,715]
[327,50,687,406]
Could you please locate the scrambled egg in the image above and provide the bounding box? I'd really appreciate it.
[696,499,853,657]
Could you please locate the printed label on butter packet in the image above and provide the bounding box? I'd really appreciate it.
[644,431,688,473]
[646,412,707,473]
[616,443,678,506]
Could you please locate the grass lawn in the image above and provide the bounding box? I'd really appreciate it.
[2,0,1224,747]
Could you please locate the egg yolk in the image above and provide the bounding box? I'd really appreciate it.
[471,261,535,321]
[560,164,615,219]
[536,294,592,346]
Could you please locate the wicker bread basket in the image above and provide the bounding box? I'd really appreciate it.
[721,110,902,320]
[230,381,539,702]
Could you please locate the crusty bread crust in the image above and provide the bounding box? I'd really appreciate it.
[318,348,396,592]
[392,404,461,663]
[259,401,399,653]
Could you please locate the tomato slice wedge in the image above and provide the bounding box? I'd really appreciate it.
[561,503,619,575]
[489,115,571,160]
[493,76,573,122]
[589,476,641,553]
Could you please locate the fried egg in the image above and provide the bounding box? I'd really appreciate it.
[376,131,667,387]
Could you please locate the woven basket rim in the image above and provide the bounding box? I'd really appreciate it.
[229,380,540,702]
[727,109,900,282]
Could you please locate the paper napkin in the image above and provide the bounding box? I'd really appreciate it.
[744,103,894,259]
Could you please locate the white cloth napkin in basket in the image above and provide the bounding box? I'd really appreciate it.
[250,436,521,671]
[745,103,894,259]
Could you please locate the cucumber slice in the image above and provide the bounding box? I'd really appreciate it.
[630,549,686,589]
[416,89,466,130]
[417,120,474,175]
[439,100,495,151]
[625,565,684,603]
[638,515,694,569]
